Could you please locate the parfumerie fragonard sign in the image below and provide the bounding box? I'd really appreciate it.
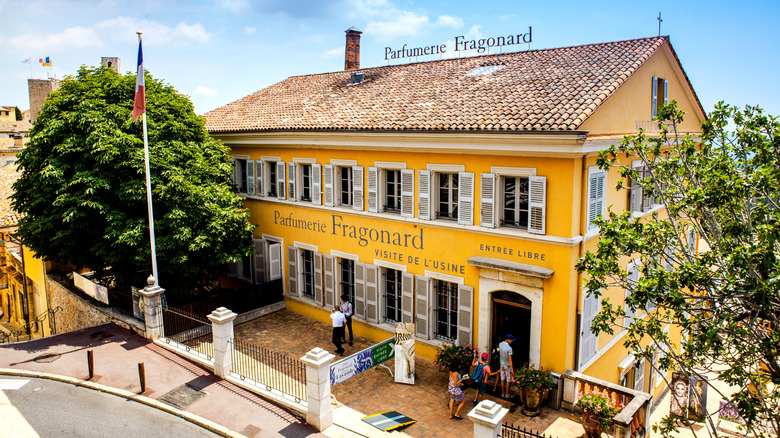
[385,27,532,61]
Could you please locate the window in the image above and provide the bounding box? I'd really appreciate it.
[501,176,529,227]
[340,258,355,304]
[265,161,276,196]
[339,166,353,206]
[300,164,312,201]
[629,163,659,213]
[651,76,668,119]
[324,164,363,210]
[385,169,401,212]
[437,173,459,220]
[383,268,403,323]
[301,249,315,298]
[232,158,249,193]
[434,279,458,341]
[587,168,606,231]
[579,290,599,367]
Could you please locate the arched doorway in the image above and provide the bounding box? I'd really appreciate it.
[491,291,532,367]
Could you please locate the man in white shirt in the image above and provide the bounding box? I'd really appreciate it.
[340,294,353,346]
[497,334,515,398]
[330,306,347,356]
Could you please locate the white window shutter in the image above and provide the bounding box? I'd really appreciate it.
[323,164,334,207]
[287,246,298,296]
[365,265,379,323]
[312,164,322,205]
[625,261,638,321]
[257,161,264,197]
[314,252,323,305]
[288,162,296,201]
[415,275,430,339]
[686,226,697,254]
[458,171,474,226]
[456,284,473,346]
[588,172,605,230]
[352,165,364,211]
[277,162,286,200]
[401,272,414,324]
[401,169,414,218]
[354,262,367,319]
[418,170,431,220]
[651,76,658,118]
[528,175,546,234]
[230,158,237,187]
[480,173,496,228]
[629,165,644,212]
[579,292,598,366]
[247,160,256,196]
[367,167,378,213]
[663,79,668,105]
[252,238,265,285]
[268,243,282,280]
[324,254,335,308]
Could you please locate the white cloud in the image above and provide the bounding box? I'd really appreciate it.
[244,26,257,35]
[94,17,211,46]
[220,0,250,13]
[435,15,463,29]
[194,85,217,96]
[8,26,102,52]
[320,47,342,59]
[366,11,430,40]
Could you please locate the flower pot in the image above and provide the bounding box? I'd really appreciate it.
[521,388,548,417]
[581,411,606,438]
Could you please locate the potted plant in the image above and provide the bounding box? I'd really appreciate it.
[576,389,623,438]
[434,343,477,371]
[514,364,556,416]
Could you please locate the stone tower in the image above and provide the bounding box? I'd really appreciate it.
[101,57,121,73]
[28,78,60,124]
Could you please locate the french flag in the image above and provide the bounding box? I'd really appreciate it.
[132,35,145,121]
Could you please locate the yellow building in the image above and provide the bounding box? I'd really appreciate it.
[205,34,705,399]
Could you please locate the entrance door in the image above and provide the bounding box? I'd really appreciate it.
[491,291,532,367]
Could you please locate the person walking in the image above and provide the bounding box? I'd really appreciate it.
[494,334,515,398]
[447,363,467,420]
[340,294,353,346]
[330,306,346,356]
[471,352,498,404]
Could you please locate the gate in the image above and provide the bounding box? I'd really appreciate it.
[229,338,306,403]
[158,304,214,360]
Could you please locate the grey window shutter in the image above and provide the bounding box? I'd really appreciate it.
[418,170,431,220]
[480,173,496,228]
[230,158,237,187]
[401,272,414,324]
[257,160,264,197]
[624,261,638,320]
[352,165,364,211]
[641,167,653,212]
[686,226,697,254]
[528,175,546,234]
[580,292,598,366]
[588,172,605,230]
[324,254,335,308]
[367,167,378,213]
[663,79,668,105]
[415,275,430,339]
[287,246,298,296]
[247,159,256,196]
[268,243,282,280]
[288,162,296,201]
[314,252,323,305]
[458,171,474,225]
[354,262,367,319]
[252,238,266,285]
[226,260,238,277]
[401,169,414,218]
[630,165,644,212]
[651,76,658,118]
[277,162,286,200]
[323,164,334,207]
[312,164,322,205]
[456,284,473,346]
[365,265,379,323]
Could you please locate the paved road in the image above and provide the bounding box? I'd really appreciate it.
[1,376,222,438]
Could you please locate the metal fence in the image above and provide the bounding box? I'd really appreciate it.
[159,304,214,360]
[170,279,284,319]
[502,421,554,438]
[229,337,307,403]
[1,307,63,344]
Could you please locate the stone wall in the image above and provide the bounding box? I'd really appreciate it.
[47,274,145,337]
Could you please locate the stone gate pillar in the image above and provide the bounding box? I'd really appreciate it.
[300,347,335,431]
[468,400,509,438]
[208,307,237,378]
[140,276,165,340]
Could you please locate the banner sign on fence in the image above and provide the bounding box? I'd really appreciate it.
[330,337,395,386]
[73,272,109,305]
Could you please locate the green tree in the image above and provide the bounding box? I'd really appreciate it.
[15,106,22,121]
[12,66,255,295]
[576,102,779,437]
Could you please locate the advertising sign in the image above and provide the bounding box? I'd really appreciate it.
[394,323,415,385]
[73,272,109,305]
[330,337,395,386]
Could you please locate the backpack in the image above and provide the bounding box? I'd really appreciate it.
[471,363,485,383]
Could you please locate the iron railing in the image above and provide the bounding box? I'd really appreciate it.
[229,337,306,403]
[159,304,213,360]
[1,306,63,344]
[170,279,284,319]
[502,421,554,438]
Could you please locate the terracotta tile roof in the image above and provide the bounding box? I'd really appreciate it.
[205,36,676,133]
[0,120,32,134]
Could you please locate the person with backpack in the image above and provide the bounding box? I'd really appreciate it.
[471,352,499,404]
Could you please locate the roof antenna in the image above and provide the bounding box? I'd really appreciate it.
[657,12,663,36]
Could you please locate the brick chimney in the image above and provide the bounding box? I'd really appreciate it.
[13,129,23,148]
[344,27,362,71]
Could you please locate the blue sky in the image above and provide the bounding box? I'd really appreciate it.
[2,0,779,118]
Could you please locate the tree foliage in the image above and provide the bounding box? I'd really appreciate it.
[12,66,255,294]
[576,102,779,437]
